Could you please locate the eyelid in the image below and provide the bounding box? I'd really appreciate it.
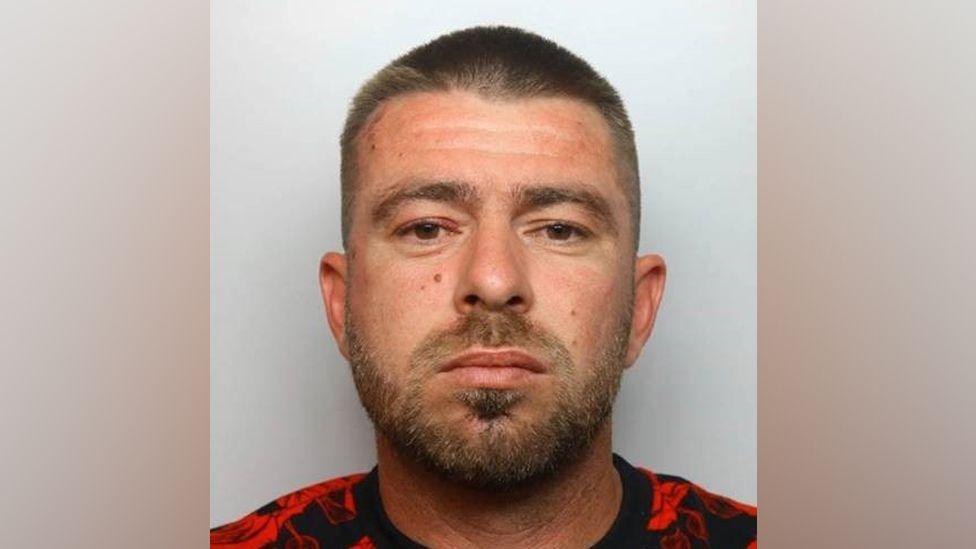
[531,218,593,233]
[393,216,459,236]
[391,217,463,250]
[525,220,594,242]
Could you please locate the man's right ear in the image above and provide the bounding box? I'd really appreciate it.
[319,252,349,359]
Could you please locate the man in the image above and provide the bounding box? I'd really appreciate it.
[212,26,756,548]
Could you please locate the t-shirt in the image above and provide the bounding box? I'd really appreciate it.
[211,454,757,548]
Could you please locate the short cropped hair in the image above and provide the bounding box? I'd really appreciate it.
[340,25,640,249]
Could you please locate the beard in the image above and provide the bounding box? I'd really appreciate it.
[345,303,632,491]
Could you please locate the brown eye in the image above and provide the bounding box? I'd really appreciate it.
[413,222,441,240]
[545,223,574,240]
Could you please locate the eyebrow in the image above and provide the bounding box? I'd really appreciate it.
[511,184,618,235]
[370,180,482,225]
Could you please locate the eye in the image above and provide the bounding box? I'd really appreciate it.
[535,222,591,244]
[545,223,576,241]
[411,222,441,240]
[393,218,459,245]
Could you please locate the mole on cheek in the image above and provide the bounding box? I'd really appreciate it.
[421,285,426,290]
[434,273,442,283]
[570,309,576,316]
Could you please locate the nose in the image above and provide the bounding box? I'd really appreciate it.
[453,221,533,315]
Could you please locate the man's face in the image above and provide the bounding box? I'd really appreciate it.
[322,91,663,489]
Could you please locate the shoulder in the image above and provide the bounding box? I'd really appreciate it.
[210,473,373,548]
[637,466,757,548]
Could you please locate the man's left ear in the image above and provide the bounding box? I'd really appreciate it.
[625,254,667,367]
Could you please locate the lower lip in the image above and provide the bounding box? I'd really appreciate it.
[441,366,539,387]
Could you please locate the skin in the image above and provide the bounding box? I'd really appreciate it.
[319,90,666,548]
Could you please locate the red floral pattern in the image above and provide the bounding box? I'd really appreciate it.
[211,463,755,547]
[647,471,691,531]
[348,536,377,549]
[211,473,366,548]
[661,530,691,549]
[641,467,756,547]
[208,511,279,549]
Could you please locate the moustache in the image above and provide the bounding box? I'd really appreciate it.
[409,309,573,374]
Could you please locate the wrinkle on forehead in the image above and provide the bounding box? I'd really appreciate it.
[408,126,592,158]
[352,91,631,240]
[365,91,615,161]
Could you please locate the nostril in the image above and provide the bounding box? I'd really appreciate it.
[461,294,525,309]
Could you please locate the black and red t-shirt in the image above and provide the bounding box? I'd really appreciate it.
[211,454,757,548]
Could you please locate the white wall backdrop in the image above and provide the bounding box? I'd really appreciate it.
[211,0,756,526]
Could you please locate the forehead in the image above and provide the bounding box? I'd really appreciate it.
[354,90,625,201]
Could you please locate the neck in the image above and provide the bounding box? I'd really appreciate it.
[376,423,621,548]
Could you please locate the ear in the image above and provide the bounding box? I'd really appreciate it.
[624,254,667,367]
[319,252,350,359]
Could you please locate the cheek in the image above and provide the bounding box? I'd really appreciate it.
[534,260,627,353]
[348,253,453,356]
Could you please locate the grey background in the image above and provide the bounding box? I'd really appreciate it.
[212,0,756,526]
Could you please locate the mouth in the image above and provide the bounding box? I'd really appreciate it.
[438,349,547,387]
[440,349,547,373]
